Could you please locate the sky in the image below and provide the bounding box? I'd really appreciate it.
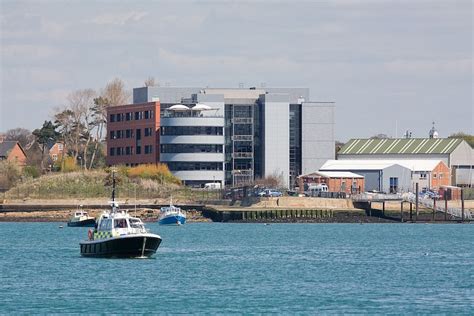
[0,0,472,142]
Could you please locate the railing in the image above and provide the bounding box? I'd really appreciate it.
[232,135,253,141]
[352,193,403,202]
[232,118,253,124]
[401,193,472,220]
[232,169,253,175]
[232,152,253,158]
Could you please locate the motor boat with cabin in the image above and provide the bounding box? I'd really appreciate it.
[159,201,186,225]
[67,208,96,227]
[79,172,162,258]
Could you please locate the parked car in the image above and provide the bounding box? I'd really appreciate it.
[258,189,282,197]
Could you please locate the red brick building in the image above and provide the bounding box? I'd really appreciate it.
[106,101,160,166]
[0,140,27,167]
[298,171,365,194]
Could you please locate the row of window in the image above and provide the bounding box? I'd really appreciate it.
[110,128,154,140]
[160,144,223,153]
[167,162,223,171]
[416,172,444,179]
[161,126,223,136]
[109,145,154,156]
[109,110,154,122]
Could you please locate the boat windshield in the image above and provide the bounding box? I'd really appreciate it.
[114,218,128,228]
[129,218,144,229]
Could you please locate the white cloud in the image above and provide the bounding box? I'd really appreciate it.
[89,11,149,26]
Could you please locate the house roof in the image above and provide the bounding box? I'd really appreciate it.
[0,141,17,157]
[338,138,462,155]
[300,171,364,179]
[320,159,444,172]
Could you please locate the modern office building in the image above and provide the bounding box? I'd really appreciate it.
[107,86,335,188]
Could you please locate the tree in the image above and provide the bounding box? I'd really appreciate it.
[101,78,130,107]
[370,133,389,139]
[88,97,108,169]
[448,132,474,148]
[0,160,21,190]
[335,140,345,156]
[144,77,156,87]
[5,128,35,149]
[32,121,59,170]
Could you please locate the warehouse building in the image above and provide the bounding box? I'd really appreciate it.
[337,137,473,186]
[297,171,365,195]
[320,160,412,193]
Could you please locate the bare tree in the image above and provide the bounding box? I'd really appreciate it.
[144,76,156,87]
[102,78,130,106]
[5,128,35,149]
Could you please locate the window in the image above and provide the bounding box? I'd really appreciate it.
[125,112,132,121]
[433,173,437,179]
[136,146,141,155]
[126,147,131,155]
[389,177,399,193]
[136,129,141,140]
[160,126,224,136]
[114,219,128,228]
[110,114,116,122]
[144,127,153,137]
[144,110,150,119]
[110,131,115,139]
[110,148,115,156]
[116,148,121,156]
[116,113,122,122]
[439,173,443,179]
[160,144,223,153]
[135,111,142,120]
[420,172,427,179]
[126,129,131,138]
[145,145,153,154]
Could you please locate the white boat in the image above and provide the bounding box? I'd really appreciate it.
[67,208,95,227]
[79,172,162,258]
[159,202,186,225]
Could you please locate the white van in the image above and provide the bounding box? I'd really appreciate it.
[204,182,222,190]
[306,183,328,196]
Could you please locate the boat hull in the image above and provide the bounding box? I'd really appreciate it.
[159,215,186,225]
[79,234,161,258]
[67,218,96,227]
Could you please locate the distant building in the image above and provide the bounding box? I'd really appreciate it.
[320,160,413,193]
[106,86,335,188]
[48,142,64,162]
[106,101,160,166]
[337,138,473,186]
[0,140,27,167]
[297,171,365,194]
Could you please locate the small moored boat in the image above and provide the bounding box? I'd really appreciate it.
[67,208,95,227]
[159,202,186,225]
[79,172,162,258]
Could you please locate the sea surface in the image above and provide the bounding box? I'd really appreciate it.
[1,222,473,314]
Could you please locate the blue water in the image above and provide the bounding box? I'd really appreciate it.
[1,223,473,314]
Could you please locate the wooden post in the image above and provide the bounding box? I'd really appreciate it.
[400,202,404,223]
[368,202,372,217]
[444,194,448,221]
[415,183,419,223]
[461,189,464,222]
[410,203,413,221]
[382,201,385,216]
[432,198,436,222]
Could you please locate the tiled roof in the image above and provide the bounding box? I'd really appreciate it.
[338,138,462,155]
[0,141,17,157]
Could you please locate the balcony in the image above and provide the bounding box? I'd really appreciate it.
[232,135,253,141]
[231,118,253,124]
[232,152,253,159]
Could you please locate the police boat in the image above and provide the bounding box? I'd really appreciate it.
[79,173,161,258]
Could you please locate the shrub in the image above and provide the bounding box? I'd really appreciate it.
[58,156,79,172]
[0,160,21,189]
[23,165,40,178]
[127,164,181,185]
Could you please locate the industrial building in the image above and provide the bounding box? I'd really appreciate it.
[320,160,413,193]
[337,137,473,186]
[320,159,450,193]
[117,86,336,188]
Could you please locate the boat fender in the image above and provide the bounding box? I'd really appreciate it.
[88,229,93,240]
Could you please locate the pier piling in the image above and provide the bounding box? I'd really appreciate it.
[444,194,448,221]
[461,189,464,222]
[400,202,404,223]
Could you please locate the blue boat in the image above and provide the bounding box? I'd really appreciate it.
[159,204,186,225]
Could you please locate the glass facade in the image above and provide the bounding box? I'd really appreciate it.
[289,104,302,189]
[167,162,223,171]
[161,144,223,153]
[161,126,223,136]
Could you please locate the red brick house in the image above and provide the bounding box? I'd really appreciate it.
[0,140,27,167]
[48,142,65,162]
